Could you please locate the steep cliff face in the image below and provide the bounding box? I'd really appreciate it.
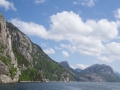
[0,13,20,83]
[0,13,74,83]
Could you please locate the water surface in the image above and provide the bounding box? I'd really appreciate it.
[0,82,120,90]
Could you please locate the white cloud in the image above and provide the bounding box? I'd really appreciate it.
[10,18,47,38]
[62,51,69,57]
[0,0,16,11]
[10,11,120,62]
[40,43,49,47]
[106,42,120,55]
[71,64,89,69]
[43,48,55,55]
[60,44,77,53]
[82,0,95,7]
[98,42,120,62]
[70,66,76,69]
[114,8,120,19]
[73,1,79,5]
[76,64,88,69]
[55,46,61,50]
[73,0,96,7]
[34,0,45,4]
[98,56,112,63]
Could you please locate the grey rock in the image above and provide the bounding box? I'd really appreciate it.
[0,75,13,83]
[0,13,20,83]
[0,60,9,75]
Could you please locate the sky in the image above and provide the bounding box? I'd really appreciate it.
[0,0,120,72]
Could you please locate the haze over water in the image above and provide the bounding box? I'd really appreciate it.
[0,82,120,90]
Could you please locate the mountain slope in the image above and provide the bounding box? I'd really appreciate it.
[59,61,80,81]
[59,61,120,82]
[0,13,74,83]
[79,64,120,82]
[59,61,80,75]
[115,72,120,78]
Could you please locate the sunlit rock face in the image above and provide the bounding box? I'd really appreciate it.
[0,13,20,83]
[0,13,74,83]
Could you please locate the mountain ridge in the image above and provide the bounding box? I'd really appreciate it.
[60,61,120,82]
[0,13,74,83]
[59,61,80,76]
[79,64,120,82]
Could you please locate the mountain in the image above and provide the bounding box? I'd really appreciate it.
[115,71,120,77]
[59,61,81,75]
[74,68,82,72]
[0,13,75,83]
[59,61,120,82]
[59,61,80,81]
[79,64,120,82]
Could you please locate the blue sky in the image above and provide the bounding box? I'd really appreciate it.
[1,0,120,72]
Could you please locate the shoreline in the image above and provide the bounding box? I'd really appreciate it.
[19,81,76,83]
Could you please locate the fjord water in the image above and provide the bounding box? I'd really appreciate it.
[0,82,120,90]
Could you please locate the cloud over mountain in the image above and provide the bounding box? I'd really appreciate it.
[10,11,120,62]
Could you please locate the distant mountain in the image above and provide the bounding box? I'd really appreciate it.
[59,61,70,69]
[74,68,82,72]
[59,61,120,82]
[59,61,80,81]
[59,61,79,75]
[79,64,120,82]
[115,71,120,77]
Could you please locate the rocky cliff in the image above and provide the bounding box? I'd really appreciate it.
[0,13,74,83]
[0,13,20,83]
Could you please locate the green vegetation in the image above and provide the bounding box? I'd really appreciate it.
[12,47,30,67]
[0,56,16,79]
[19,68,42,81]
[32,49,74,81]
[18,45,74,81]
[0,45,5,52]
[10,65,17,79]
[0,56,11,66]
[35,61,62,81]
